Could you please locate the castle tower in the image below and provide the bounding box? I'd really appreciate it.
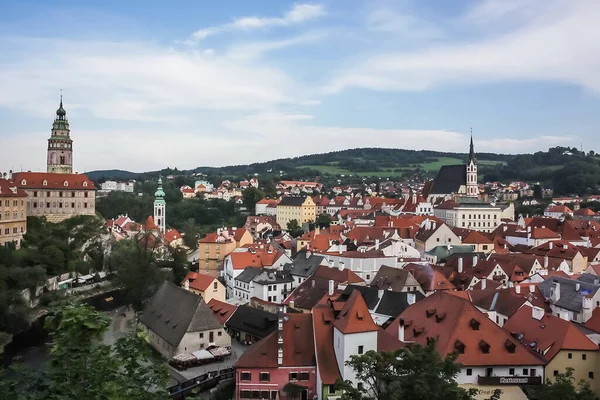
[466,132,478,197]
[47,96,73,174]
[154,177,166,234]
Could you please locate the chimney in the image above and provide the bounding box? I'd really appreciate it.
[529,284,535,293]
[328,260,334,268]
[328,279,335,296]
[515,285,521,294]
[375,239,380,250]
[549,242,553,250]
[306,250,312,259]
[311,280,316,288]
[576,283,581,292]
[277,306,284,366]
[544,255,549,269]
[527,226,531,233]
[290,300,295,309]
[531,306,544,320]
[339,262,345,271]
[472,255,478,267]
[184,280,190,291]
[407,293,416,305]
[550,282,561,302]
[8,170,12,179]
[398,317,405,342]
[481,279,487,290]
[457,257,463,273]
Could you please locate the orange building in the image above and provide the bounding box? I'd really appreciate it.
[198,227,253,276]
[0,178,28,248]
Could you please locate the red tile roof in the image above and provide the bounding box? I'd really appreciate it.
[312,305,341,385]
[164,228,182,244]
[235,313,315,368]
[182,271,216,292]
[143,216,158,231]
[333,290,378,334]
[13,172,96,190]
[462,230,493,245]
[207,299,238,325]
[0,179,27,197]
[505,306,598,362]
[545,205,573,214]
[387,292,545,367]
[574,208,597,216]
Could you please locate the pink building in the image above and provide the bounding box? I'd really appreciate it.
[235,311,317,400]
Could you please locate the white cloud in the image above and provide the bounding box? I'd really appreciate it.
[226,31,325,60]
[366,8,444,39]
[189,3,325,42]
[327,0,600,95]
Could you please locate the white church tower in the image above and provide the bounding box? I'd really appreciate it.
[154,177,166,234]
[466,132,478,197]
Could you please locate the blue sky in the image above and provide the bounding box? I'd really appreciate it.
[1,0,599,172]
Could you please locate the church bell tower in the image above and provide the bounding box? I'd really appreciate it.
[466,131,478,197]
[47,96,73,174]
[154,177,166,234]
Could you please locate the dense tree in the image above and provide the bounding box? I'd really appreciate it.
[315,213,332,228]
[1,301,169,399]
[336,340,501,400]
[286,219,303,238]
[542,368,597,400]
[181,218,200,249]
[242,187,265,213]
[107,235,168,311]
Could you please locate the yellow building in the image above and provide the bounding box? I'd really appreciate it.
[182,271,226,303]
[505,306,600,395]
[198,227,253,276]
[276,196,316,228]
[0,178,28,249]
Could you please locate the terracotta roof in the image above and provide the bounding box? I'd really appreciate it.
[574,208,597,216]
[505,305,598,362]
[545,205,573,214]
[182,271,216,292]
[235,313,315,368]
[228,251,263,270]
[13,172,96,190]
[0,179,27,197]
[584,307,600,333]
[403,263,456,292]
[312,305,342,385]
[313,264,364,284]
[256,198,279,205]
[333,290,378,334]
[144,216,158,230]
[165,229,182,243]
[387,292,545,367]
[462,230,493,245]
[207,299,238,325]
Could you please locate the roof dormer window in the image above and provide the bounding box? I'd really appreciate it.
[43,180,48,186]
[83,182,88,187]
[505,340,516,354]
[454,340,466,354]
[469,318,480,331]
[425,308,436,318]
[63,181,68,187]
[21,179,26,185]
[479,340,490,354]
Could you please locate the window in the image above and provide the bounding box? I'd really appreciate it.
[568,353,572,359]
[259,372,270,382]
[583,354,587,360]
[199,332,204,339]
[218,331,222,336]
[289,372,298,381]
[523,369,529,376]
[240,372,251,381]
[509,368,515,375]
[328,385,336,394]
[299,372,310,381]
[590,372,595,379]
[214,281,218,290]
[466,368,472,376]
[554,370,559,376]
[358,345,364,354]
[270,391,278,399]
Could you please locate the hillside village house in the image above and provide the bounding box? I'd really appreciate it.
[255,198,279,215]
[198,227,253,276]
[276,196,316,227]
[139,282,230,359]
[181,271,225,303]
[414,220,461,255]
[0,178,28,248]
[433,198,514,233]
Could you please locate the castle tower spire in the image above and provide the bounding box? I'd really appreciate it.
[154,176,166,234]
[47,94,73,174]
[466,128,478,198]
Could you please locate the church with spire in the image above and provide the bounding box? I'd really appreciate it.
[47,96,73,174]
[424,134,480,203]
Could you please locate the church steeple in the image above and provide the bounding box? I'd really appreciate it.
[47,94,73,174]
[154,176,166,234]
[466,129,478,197]
[468,128,475,163]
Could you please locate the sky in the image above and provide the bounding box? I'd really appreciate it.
[1,0,600,172]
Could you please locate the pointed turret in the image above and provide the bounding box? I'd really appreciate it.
[469,131,475,163]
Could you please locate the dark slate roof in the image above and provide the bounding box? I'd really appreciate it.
[225,305,278,338]
[577,273,600,285]
[375,291,425,317]
[253,268,295,285]
[538,276,600,312]
[429,164,466,195]
[337,285,381,310]
[236,267,262,283]
[139,281,223,347]
[278,196,307,207]
[371,266,410,291]
[287,249,325,278]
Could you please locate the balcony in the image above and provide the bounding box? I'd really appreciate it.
[477,375,542,385]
